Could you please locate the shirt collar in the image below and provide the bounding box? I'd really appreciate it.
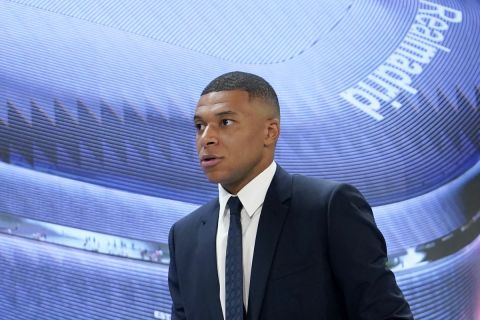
[218,161,277,218]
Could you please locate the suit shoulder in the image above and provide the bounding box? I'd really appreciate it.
[292,174,340,194]
[172,198,218,230]
[291,174,364,203]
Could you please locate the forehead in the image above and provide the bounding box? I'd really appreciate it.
[195,90,252,115]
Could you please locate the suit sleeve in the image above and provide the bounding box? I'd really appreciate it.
[168,223,187,320]
[327,183,414,320]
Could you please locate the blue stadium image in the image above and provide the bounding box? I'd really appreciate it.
[0,0,479,319]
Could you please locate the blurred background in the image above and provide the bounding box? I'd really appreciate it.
[0,0,479,319]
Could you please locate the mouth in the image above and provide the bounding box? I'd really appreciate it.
[200,155,222,169]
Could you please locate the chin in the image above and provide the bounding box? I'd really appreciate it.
[203,171,226,184]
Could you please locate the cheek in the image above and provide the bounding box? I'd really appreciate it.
[246,131,266,150]
[233,137,264,163]
[195,136,203,152]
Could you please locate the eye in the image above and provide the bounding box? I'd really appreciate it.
[194,123,206,131]
[221,119,233,126]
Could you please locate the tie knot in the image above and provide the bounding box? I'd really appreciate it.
[227,196,243,217]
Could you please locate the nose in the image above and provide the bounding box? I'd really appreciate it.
[198,125,218,147]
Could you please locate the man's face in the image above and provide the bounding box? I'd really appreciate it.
[194,90,277,194]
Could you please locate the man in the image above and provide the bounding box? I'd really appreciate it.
[168,71,413,319]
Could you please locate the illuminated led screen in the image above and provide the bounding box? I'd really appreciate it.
[0,0,479,319]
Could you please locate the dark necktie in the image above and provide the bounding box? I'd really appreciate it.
[225,196,244,320]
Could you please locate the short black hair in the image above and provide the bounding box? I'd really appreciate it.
[201,71,280,117]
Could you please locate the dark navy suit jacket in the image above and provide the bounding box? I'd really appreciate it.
[168,166,413,319]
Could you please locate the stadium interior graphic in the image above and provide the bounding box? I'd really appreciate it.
[0,0,479,319]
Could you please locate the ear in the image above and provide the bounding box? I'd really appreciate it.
[264,118,280,147]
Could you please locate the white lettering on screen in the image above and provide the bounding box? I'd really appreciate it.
[339,0,462,121]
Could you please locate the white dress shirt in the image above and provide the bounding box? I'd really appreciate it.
[217,161,277,318]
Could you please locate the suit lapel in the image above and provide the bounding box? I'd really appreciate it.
[198,200,224,319]
[247,166,292,320]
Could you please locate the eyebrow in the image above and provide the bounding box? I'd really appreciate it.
[193,110,238,121]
